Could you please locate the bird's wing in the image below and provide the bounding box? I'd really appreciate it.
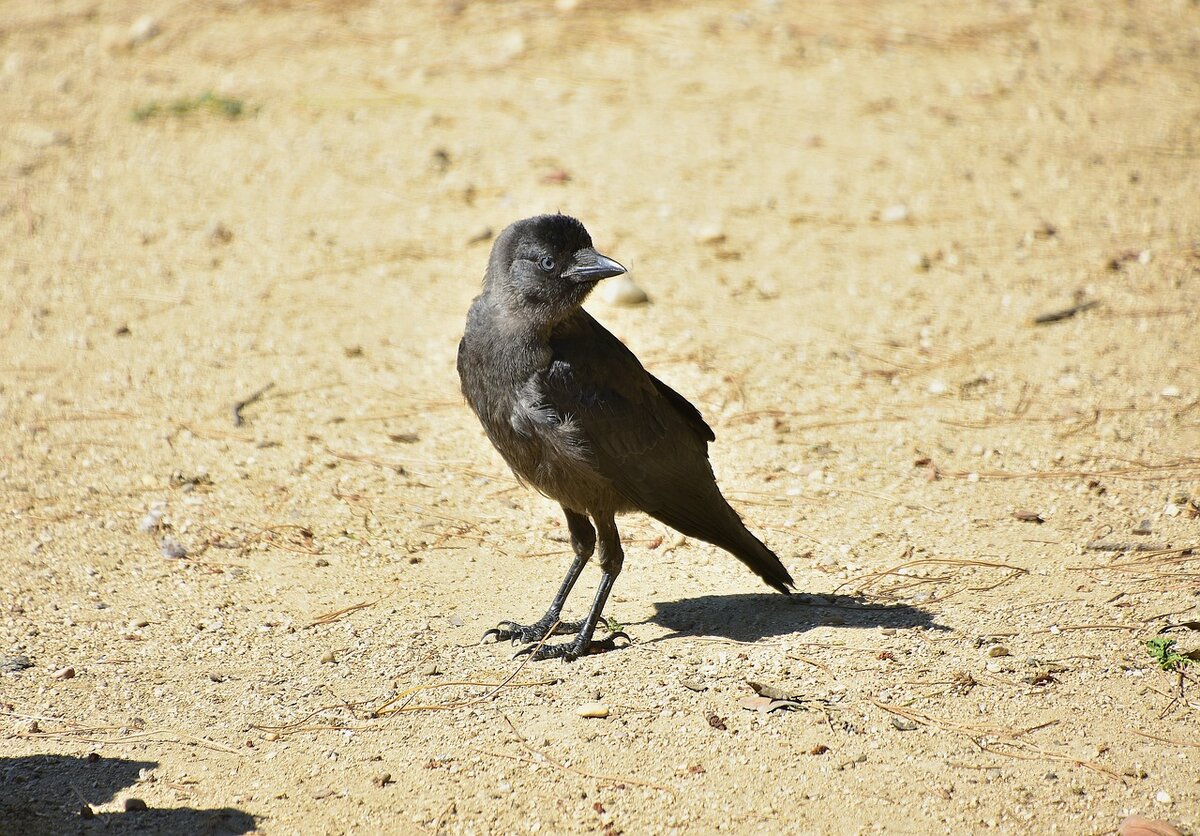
[646,373,716,444]
[541,312,724,530]
[542,311,794,594]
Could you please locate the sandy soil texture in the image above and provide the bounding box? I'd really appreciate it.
[3,1,1199,833]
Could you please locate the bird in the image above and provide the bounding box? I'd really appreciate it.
[456,214,794,661]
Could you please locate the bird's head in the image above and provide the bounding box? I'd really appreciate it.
[484,214,626,326]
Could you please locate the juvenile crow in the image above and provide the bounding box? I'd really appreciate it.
[457,214,793,660]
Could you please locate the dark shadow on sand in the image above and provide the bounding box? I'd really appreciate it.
[643,592,946,644]
[0,754,257,835]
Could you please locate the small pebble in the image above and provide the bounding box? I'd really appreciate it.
[159,536,187,559]
[1133,519,1153,536]
[576,702,609,718]
[494,30,526,63]
[890,717,918,731]
[128,16,160,45]
[52,666,76,680]
[124,798,148,812]
[138,508,164,534]
[2,655,33,673]
[693,223,726,245]
[680,679,706,692]
[927,380,948,395]
[880,203,909,223]
[418,660,439,676]
[987,646,1010,658]
[601,274,649,306]
[206,221,234,244]
[79,804,94,820]
[907,251,932,270]
[1161,385,1180,398]
[1119,815,1184,836]
[13,125,71,148]
[320,650,336,664]
[1155,790,1172,804]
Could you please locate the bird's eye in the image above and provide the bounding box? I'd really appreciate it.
[538,256,556,273]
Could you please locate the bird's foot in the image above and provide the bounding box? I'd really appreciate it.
[513,630,632,662]
[481,616,584,646]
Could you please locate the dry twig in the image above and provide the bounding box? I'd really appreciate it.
[839,557,1027,603]
[308,599,378,627]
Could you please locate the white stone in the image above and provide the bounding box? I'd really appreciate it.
[495,31,526,63]
[129,16,161,45]
[600,274,649,306]
[13,125,70,148]
[576,702,609,718]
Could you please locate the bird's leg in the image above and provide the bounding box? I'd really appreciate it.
[482,508,597,645]
[516,513,630,662]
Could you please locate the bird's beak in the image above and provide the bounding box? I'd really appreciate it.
[562,248,626,283]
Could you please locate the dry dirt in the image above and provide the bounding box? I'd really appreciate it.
[3,1,1200,833]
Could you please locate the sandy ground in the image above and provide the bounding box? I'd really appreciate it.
[2,0,1200,833]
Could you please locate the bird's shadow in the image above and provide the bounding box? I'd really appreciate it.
[641,592,945,644]
[0,754,257,835]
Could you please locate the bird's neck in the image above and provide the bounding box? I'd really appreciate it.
[491,297,584,344]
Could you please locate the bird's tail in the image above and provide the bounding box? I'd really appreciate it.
[711,518,795,595]
[655,500,795,594]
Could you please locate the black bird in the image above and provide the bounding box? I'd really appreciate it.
[457,214,794,661]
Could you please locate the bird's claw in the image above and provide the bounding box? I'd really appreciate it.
[512,630,632,662]
[480,618,584,646]
[480,621,526,645]
[480,627,507,644]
